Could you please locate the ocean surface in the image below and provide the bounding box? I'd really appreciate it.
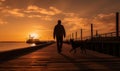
[0,43,34,52]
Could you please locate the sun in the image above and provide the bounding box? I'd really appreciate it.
[29,33,38,39]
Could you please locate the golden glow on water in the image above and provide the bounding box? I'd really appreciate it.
[30,43,36,46]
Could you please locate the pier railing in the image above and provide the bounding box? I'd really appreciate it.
[64,12,120,57]
[64,32,120,57]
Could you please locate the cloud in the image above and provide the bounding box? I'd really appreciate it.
[24,5,61,20]
[92,13,115,33]
[0,0,5,2]
[0,19,7,25]
[0,0,5,3]
[0,0,4,5]
[63,16,91,31]
[0,5,60,21]
[26,5,62,15]
[49,6,61,14]
[63,13,116,37]
[63,12,78,17]
[2,8,25,17]
[0,5,56,21]
[28,15,41,18]
[26,5,39,12]
[92,13,115,25]
[27,15,52,21]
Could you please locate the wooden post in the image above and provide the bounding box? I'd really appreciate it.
[80,29,83,40]
[75,32,77,40]
[115,12,120,56]
[72,33,74,39]
[91,24,93,39]
[116,12,119,37]
[96,30,98,37]
[70,34,71,39]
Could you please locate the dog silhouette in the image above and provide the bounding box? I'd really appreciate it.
[69,39,86,54]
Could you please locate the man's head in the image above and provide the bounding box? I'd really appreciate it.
[58,20,61,25]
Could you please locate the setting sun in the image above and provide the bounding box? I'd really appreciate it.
[29,33,39,39]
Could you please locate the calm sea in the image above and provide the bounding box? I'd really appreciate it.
[0,43,33,52]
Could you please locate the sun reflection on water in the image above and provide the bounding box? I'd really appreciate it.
[30,43,36,46]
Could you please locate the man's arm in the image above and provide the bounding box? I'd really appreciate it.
[53,26,56,39]
[62,26,66,38]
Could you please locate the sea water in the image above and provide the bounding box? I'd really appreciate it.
[0,43,32,52]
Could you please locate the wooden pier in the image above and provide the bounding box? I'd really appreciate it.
[0,43,120,71]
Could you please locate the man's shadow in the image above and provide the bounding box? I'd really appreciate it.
[59,53,92,70]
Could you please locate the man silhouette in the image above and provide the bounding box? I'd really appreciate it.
[53,20,66,53]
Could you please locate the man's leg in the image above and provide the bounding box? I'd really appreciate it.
[57,39,62,53]
[59,38,63,52]
[57,40,60,53]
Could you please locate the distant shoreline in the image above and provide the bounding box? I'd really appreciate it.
[0,40,55,43]
[0,41,25,43]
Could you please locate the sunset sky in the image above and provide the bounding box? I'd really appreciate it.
[0,0,120,41]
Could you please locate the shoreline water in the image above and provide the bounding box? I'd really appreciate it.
[0,42,54,63]
[0,42,30,52]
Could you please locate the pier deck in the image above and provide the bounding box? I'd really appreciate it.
[0,43,120,71]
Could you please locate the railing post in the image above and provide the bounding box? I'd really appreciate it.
[70,34,71,39]
[75,32,77,40]
[91,24,93,39]
[72,33,74,39]
[70,35,71,40]
[80,29,83,41]
[115,12,119,56]
[116,12,119,37]
[96,30,98,37]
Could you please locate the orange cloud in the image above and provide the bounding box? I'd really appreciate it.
[64,12,78,17]
[0,0,5,2]
[2,8,24,17]
[0,0,5,4]
[28,15,41,18]
[0,19,7,25]
[26,5,62,15]
[92,13,115,25]
[24,5,61,20]
[0,0,3,5]
[92,13,115,33]
[63,17,90,30]
[49,6,61,14]
[1,5,58,21]
[63,13,116,38]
